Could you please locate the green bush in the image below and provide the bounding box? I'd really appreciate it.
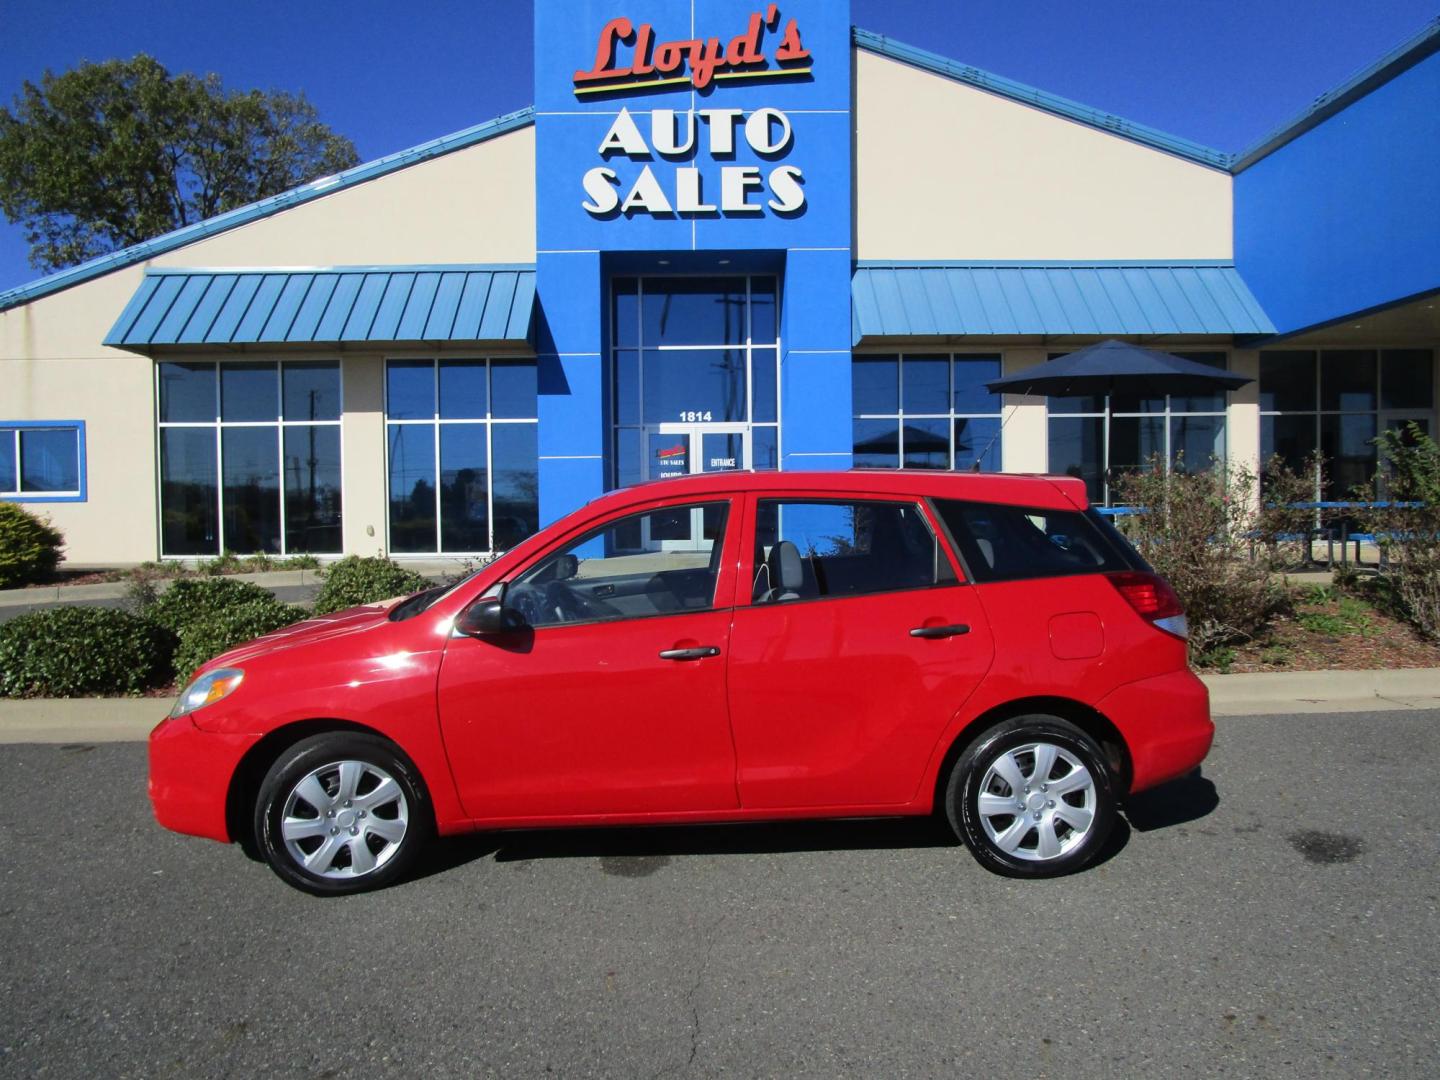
[171,597,307,684]
[1354,423,1440,640]
[0,503,65,588]
[144,577,279,635]
[0,606,173,697]
[1114,457,1285,659]
[312,556,431,615]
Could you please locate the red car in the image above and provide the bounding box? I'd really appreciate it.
[149,471,1212,895]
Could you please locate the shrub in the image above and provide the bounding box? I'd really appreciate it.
[144,577,279,635]
[312,556,431,615]
[1257,452,1327,569]
[0,606,173,697]
[0,503,65,588]
[1113,457,1284,659]
[1354,423,1440,640]
[171,597,307,683]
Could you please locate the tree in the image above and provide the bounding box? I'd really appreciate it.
[0,55,360,273]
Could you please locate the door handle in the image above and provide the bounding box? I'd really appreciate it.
[909,623,971,639]
[658,646,721,661]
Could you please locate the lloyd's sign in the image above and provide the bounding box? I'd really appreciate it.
[573,6,811,220]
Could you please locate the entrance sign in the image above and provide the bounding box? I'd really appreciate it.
[574,4,811,96]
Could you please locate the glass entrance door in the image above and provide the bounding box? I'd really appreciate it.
[644,424,748,550]
[645,424,750,480]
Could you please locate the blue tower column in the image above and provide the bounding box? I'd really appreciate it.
[781,248,853,471]
[536,250,605,527]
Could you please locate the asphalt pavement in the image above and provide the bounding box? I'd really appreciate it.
[1,710,1437,1078]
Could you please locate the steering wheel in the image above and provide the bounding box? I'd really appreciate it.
[542,581,620,623]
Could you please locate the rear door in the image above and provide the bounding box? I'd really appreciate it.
[725,494,995,809]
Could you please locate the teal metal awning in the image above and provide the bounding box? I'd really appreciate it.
[105,265,536,350]
[852,262,1276,341]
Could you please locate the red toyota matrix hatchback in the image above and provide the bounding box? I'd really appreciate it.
[150,471,1213,895]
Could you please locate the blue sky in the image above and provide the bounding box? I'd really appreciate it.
[1,0,1435,292]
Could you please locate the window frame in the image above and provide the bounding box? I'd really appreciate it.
[383,355,540,557]
[0,420,87,503]
[500,497,739,630]
[851,349,1005,473]
[1046,349,1232,506]
[154,359,344,558]
[743,494,961,609]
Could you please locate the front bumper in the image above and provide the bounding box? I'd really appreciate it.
[1096,668,1215,794]
[148,714,256,843]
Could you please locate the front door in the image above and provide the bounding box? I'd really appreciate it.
[437,497,742,821]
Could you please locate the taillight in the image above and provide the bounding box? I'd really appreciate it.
[1106,571,1188,639]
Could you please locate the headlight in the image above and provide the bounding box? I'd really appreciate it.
[170,667,245,718]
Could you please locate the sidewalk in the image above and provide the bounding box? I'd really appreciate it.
[0,669,1435,744]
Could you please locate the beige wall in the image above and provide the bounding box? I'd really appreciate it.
[998,349,1049,473]
[0,127,536,564]
[854,50,1232,261]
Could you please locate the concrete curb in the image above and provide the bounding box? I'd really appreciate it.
[1,668,1435,743]
[1202,668,1440,716]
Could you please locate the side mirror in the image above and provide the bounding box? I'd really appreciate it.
[456,596,526,637]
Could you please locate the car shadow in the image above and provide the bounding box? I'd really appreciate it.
[1123,770,1220,833]
[407,815,958,882]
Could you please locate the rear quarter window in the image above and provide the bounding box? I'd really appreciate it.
[933,499,1131,583]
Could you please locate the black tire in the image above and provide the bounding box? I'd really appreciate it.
[945,715,1116,878]
[254,732,433,896]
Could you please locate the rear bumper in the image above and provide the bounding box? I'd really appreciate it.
[1096,668,1215,794]
[148,715,255,843]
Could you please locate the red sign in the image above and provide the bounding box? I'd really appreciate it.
[574,3,811,96]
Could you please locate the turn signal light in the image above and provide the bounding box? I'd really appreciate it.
[1106,571,1188,639]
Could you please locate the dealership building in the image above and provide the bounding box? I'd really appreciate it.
[2,2,1437,565]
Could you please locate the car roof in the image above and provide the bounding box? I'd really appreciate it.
[588,470,1090,514]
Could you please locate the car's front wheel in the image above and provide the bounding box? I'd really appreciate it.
[945,716,1116,877]
[254,733,432,896]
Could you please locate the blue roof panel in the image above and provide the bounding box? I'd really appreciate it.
[853,263,1277,340]
[104,265,536,350]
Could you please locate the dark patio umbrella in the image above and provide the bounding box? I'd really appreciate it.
[984,339,1252,397]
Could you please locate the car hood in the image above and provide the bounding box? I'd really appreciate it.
[204,599,403,669]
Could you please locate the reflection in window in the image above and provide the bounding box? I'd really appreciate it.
[156,360,342,556]
[385,359,539,554]
[1260,349,1433,498]
[752,499,950,602]
[508,502,729,627]
[3,426,83,495]
[1046,352,1229,506]
[852,353,1003,472]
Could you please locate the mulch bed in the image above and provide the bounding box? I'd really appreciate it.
[1215,587,1440,673]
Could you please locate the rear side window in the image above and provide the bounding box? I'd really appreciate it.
[753,499,955,604]
[934,500,1130,583]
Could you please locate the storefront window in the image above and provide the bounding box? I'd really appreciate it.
[1046,352,1229,505]
[156,360,342,556]
[384,359,539,554]
[852,353,1003,472]
[611,276,779,484]
[1260,349,1435,498]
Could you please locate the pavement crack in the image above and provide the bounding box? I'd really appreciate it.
[655,907,726,1079]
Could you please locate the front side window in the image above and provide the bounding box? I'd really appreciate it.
[852,353,1003,472]
[385,359,539,555]
[157,361,341,555]
[934,500,1129,583]
[508,502,729,628]
[752,499,952,604]
[0,423,84,500]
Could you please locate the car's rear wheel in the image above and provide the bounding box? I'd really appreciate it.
[945,715,1115,877]
[254,732,432,896]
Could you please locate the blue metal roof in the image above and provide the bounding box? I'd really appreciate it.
[0,108,535,315]
[852,29,1231,171]
[105,265,536,349]
[852,262,1277,340]
[1232,16,1440,172]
